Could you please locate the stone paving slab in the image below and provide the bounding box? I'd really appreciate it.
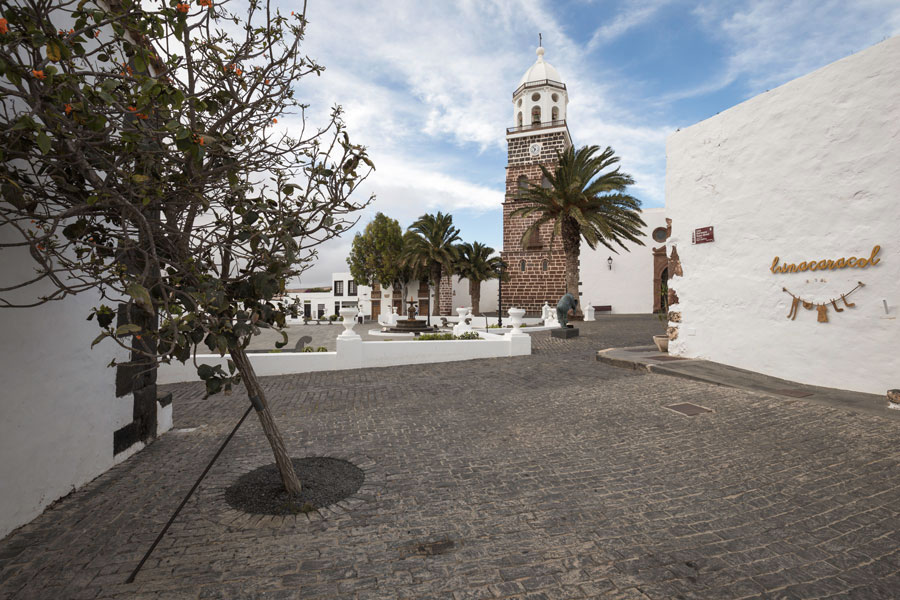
[596,346,897,421]
[2,316,900,599]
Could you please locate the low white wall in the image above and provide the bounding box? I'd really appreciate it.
[666,36,900,395]
[158,329,531,384]
[0,230,171,538]
[579,208,667,314]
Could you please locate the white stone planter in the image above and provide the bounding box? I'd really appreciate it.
[653,334,668,353]
[339,307,361,339]
[508,307,526,334]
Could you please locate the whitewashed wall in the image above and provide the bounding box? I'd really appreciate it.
[666,36,900,395]
[158,328,530,384]
[451,277,499,314]
[579,208,667,314]
[0,231,171,539]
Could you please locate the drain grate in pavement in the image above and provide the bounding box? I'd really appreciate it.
[648,355,689,361]
[413,539,455,556]
[666,403,713,416]
[771,389,815,398]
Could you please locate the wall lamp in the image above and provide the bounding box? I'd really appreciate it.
[607,256,613,270]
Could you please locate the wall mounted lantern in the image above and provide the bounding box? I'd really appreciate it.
[607,256,613,270]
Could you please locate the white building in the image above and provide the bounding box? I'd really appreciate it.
[579,208,669,314]
[283,272,372,319]
[0,229,172,539]
[666,36,899,395]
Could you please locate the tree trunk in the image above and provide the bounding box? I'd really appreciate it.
[562,218,583,318]
[431,264,442,316]
[470,279,480,315]
[230,347,302,497]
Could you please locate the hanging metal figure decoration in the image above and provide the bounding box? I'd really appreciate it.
[783,282,864,323]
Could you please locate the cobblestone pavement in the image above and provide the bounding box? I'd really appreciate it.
[2,316,899,599]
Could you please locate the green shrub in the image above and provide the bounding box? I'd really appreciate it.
[316,346,328,352]
[302,347,314,353]
[456,331,482,340]
[328,314,338,321]
[414,332,482,341]
[415,333,455,341]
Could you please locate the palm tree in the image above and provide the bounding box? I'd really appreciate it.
[455,242,502,315]
[512,145,646,316]
[403,212,462,316]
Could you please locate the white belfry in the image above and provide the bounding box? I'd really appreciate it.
[512,46,569,129]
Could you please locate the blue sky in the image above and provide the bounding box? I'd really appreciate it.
[292,0,900,285]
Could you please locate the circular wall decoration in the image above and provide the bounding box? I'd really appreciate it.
[517,98,522,107]
[531,92,541,101]
[551,93,559,102]
[652,227,668,243]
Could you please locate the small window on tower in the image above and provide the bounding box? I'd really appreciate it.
[517,175,528,191]
[542,175,552,189]
[519,259,526,272]
[517,112,523,127]
[541,259,549,271]
[531,106,541,124]
[551,106,559,121]
[531,92,541,101]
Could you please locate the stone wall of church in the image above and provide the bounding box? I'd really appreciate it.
[507,129,569,167]
[502,128,571,315]
[438,273,453,315]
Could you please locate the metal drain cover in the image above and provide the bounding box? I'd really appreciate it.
[772,389,814,398]
[416,539,455,556]
[666,403,713,416]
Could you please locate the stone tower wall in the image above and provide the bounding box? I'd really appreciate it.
[438,272,453,315]
[501,129,570,315]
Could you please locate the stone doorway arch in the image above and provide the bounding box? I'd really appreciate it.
[653,247,668,313]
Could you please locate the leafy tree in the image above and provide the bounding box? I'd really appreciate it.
[397,230,426,309]
[454,241,501,315]
[512,145,645,315]
[347,212,403,288]
[403,212,460,316]
[0,0,372,497]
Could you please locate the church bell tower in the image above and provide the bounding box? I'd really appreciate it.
[501,46,573,314]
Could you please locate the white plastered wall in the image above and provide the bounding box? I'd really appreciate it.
[0,230,151,539]
[451,277,499,315]
[579,208,668,314]
[666,36,900,395]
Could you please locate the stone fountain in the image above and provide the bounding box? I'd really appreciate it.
[383,302,434,334]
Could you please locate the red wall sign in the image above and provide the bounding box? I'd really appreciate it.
[692,226,715,244]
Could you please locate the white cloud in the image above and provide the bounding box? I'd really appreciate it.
[586,0,672,51]
[681,0,900,100]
